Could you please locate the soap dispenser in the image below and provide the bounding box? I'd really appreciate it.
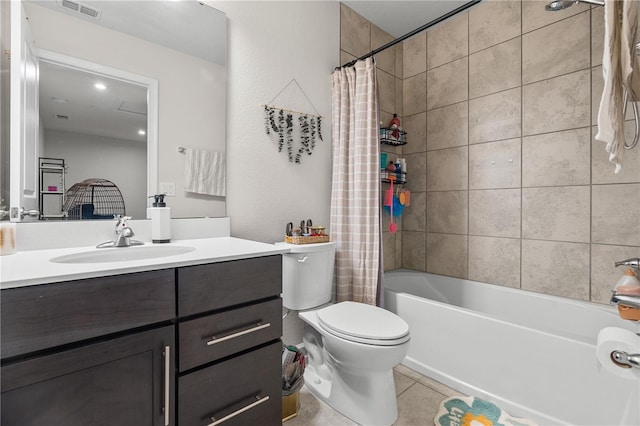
[147,194,171,243]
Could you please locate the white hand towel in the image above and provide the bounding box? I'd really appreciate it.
[596,0,640,174]
[596,0,625,174]
[184,148,226,197]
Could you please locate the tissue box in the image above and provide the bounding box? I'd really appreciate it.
[282,391,299,421]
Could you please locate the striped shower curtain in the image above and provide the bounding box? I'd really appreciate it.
[330,57,381,306]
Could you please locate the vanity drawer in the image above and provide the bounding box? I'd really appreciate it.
[178,298,282,372]
[178,341,281,426]
[177,256,281,317]
[1,269,175,359]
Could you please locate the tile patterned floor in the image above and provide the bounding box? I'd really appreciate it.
[284,364,461,426]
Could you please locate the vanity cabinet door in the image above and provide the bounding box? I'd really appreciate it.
[1,269,175,359]
[178,341,281,426]
[1,326,175,426]
[178,255,281,316]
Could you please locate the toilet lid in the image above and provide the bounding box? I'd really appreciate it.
[317,301,410,346]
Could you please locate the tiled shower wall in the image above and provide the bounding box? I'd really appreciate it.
[341,0,640,305]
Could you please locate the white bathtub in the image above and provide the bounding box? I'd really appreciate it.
[383,269,640,426]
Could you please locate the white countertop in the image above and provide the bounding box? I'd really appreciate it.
[0,237,290,289]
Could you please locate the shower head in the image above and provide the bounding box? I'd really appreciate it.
[545,0,604,11]
[545,0,577,11]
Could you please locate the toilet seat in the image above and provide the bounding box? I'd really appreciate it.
[317,301,410,346]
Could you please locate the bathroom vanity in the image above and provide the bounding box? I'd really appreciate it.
[0,237,287,426]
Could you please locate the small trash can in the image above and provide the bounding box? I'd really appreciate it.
[282,345,305,421]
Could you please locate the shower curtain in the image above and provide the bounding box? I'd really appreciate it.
[330,57,381,306]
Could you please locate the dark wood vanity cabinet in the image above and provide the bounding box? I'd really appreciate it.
[1,326,175,426]
[0,254,283,426]
[176,255,283,425]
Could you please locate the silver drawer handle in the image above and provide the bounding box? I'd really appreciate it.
[208,395,270,426]
[206,322,271,346]
[163,345,170,426]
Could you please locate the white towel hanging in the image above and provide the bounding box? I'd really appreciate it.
[183,148,226,197]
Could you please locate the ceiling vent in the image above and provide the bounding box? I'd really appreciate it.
[59,0,101,19]
[55,114,70,120]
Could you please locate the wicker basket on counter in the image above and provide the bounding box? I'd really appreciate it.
[285,235,330,244]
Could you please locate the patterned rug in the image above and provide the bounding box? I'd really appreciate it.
[434,396,538,426]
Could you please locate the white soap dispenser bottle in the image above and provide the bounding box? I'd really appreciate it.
[147,194,171,243]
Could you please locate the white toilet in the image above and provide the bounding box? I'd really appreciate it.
[280,241,410,426]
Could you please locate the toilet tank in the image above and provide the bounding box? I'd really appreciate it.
[278,241,336,310]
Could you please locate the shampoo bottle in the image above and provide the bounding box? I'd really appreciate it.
[147,194,171,243]
[614,268,640,295]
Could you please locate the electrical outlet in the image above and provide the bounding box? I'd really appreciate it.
[159,182,176,196]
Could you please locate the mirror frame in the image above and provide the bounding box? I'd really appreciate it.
[35,49,158,217]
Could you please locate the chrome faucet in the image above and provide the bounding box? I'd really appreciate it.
[610,257,640,309]
[615,258,640,270]
[97,215,144,248]
[610,292,640,310]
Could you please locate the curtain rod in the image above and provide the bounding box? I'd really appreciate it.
[339,0,482,69]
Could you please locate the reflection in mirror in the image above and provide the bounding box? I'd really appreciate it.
[6,0,227,221]
[38,56,151,219]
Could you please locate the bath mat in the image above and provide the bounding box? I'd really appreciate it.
[434,396,537,426]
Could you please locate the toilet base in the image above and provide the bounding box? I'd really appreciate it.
[303,362,399,426]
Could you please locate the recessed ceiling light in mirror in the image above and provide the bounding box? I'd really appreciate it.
[138,129,146,135]
[94,82,106,90]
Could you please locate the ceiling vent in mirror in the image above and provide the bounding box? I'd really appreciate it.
[59,0,101,19]
[55,114,70,120]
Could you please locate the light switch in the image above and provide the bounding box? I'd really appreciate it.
[159,182,176,196]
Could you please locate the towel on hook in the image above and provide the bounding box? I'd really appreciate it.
[596,0,640,174]
[184,148,226,197]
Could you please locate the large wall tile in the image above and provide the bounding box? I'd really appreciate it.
[469,88,522,144]
[383,231,398,271]
[522,12,590,85]
[403,231,426,271]
[592,125,640,184]
[469,189,521,238]
[426,147,468,191]
[523,69,590,135]
[468,236,521,288]
[403,72,427,116]
[340,4,370,58]
[426,191,468,234]
[592,183,640,246]
[521,239,590,300]
[469,38,521,99]
[395,77,403,116]
[427,12,468,69]
[591,6,604,67]
[402,191,426,232]
[377,70,396,115]
[402,112,427,154]
[372,24,395,75]
[426,102,468,151]
[469,0,521,53]
[522,0,589,33]
[522,186,590,243]
[591,244,640,304]
[403,32,426,78]
[522,127,591,187]
[469,138,521,189]
[427,57,468,110]
[426,233,468,278]
[405,151,427,192]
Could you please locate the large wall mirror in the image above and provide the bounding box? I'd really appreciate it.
[4,0,227,221]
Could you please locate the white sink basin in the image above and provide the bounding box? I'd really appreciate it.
[50,245,196,264]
